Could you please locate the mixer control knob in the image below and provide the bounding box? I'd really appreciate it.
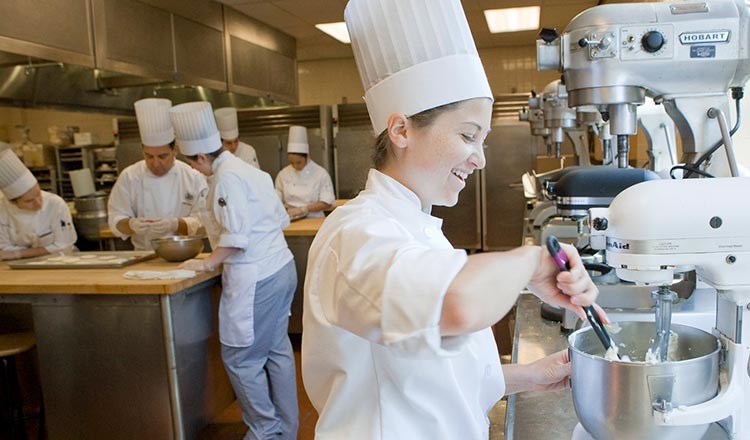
[641,31,665,53]
[592,217,608,231]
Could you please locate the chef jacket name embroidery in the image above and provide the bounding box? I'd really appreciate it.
[218,197,227,207]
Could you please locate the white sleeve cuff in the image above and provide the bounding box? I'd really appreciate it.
[217,233,249,249]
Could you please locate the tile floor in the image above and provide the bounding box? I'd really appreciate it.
[198,335,508,440]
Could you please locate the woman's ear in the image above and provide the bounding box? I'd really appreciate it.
[386,113,410,150]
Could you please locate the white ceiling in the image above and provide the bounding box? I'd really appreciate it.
[215,0,618,61]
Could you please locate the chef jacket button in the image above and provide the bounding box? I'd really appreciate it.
[424,227,436,238]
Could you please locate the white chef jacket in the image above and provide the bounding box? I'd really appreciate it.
[274,160,335,218]
[203,151,293,346]
[302,169,505,439]
[107,160,207,250]
[234,141,260,169]
[0,191,77,254]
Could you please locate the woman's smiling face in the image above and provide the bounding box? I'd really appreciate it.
[400,98,492,208]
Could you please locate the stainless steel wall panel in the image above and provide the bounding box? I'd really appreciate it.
[229,37,270,93]
[224,8,295,58]
[224,8,298,104]
[94,0,175,79]
[141,0,224,31]
[174,16,226,90]
[482,120,535,250]
[0,0,93,66]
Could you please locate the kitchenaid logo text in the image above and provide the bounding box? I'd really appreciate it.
[679,31,730,44]
[606,239,630,250]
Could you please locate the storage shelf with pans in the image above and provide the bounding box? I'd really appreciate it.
[54,144,117,200]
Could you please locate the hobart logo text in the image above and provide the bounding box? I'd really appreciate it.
[679,31,730,45]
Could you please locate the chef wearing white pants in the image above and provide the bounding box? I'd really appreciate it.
[0,146,76,260]
[171,102,298,440]
[107,98,207,250]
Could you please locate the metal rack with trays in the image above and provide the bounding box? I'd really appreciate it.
[54,144,117,200]
[92,146,118,195]
[28,166,58,194]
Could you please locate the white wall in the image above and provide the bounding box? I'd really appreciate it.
[0,107,115,145]
[298,44,561,106]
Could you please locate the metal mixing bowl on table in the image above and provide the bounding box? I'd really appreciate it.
[150,236,205,262]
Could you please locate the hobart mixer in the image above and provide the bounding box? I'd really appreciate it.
[537,0,749,177]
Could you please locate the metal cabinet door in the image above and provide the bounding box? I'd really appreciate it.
[482,121,535,251]
[433,173,481,250]
[242,135,283,178]
[333,129,375,199]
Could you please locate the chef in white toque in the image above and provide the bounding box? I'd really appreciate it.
[301,0,601,438]
[274,125,335,219]
[0,145,76,260]
[214,107,261,169]
[172,101,299,440]
[107,98,207,250]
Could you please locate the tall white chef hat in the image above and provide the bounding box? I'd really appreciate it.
[287,126,309,155]
[214,107,239,140]
[169,102,222,156]
[345,0,493,135]
[134,98,175,147]
[0,145,37,200]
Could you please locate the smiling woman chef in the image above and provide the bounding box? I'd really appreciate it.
[300,0,601,438]
[0,145,76,260]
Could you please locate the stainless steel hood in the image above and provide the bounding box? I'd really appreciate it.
[0,52,275,115]
[0,0,297,114]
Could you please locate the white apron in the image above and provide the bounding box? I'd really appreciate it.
[220,264,258,347]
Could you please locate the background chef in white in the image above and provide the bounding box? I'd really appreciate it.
[0,145,76,260]
[172,102,299,440]
[301,0,602,438]
[274,125,335,219]
[107,98,207,250]
[214,107,261,169]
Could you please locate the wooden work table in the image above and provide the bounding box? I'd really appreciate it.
[0,253,230,440]
[284,216,325,236]
[0,253,221,295]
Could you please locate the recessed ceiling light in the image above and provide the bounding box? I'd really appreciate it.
[484,6,541,34]
[315,22,351,44]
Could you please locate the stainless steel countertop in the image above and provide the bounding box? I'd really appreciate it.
[505,293,579,439]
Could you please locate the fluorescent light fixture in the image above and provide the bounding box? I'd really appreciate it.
[484,6,540,34]
[315,22,351,44]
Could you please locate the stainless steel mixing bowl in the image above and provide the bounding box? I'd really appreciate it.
[568,322,720,440]
[150,236,205,262]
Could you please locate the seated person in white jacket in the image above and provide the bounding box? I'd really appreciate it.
[274,126,335,219]
[108,98,207,250]
[0,146,76,260]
